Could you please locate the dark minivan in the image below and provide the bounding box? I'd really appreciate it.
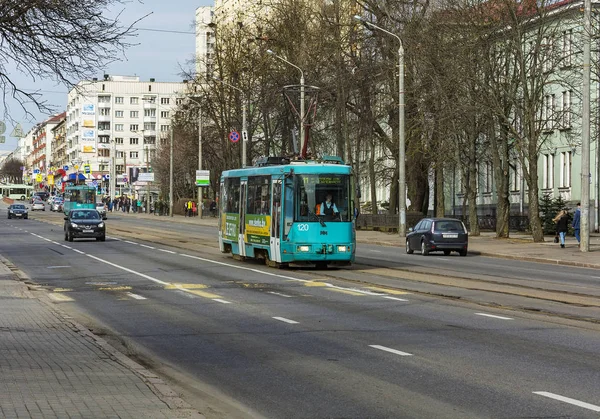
[406,217,468,256]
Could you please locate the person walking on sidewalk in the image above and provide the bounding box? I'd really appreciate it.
[553,209,569,248]
[572,202,581,246]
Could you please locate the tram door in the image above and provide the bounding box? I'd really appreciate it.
[270,180,282,263]
[239,179,247,256]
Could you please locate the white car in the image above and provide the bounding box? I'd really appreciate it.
[31,200,45,211]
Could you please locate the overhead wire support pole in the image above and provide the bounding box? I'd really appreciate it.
[581,0,591,251]
[354,15,406,238]
[266,49,305,157]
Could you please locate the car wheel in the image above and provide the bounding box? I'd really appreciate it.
[443,250,451,256]
[100,235,106,242]
[68,232,73,242]
[459,249,467,257]
[24,216,28,220]
[42,208,45,211]
[406,240,413,254]
[64,231,68,241]
[421,241,429,256]
[7,215,10,219]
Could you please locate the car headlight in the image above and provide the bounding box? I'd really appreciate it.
[71,223,78,227]
[98,222,104,228]
[297,245,310,252]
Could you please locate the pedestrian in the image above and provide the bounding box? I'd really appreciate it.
[553,209,569,248]
[572,202,581,246]
[191,201,197,217]
[184,201,188,217]
[210,200,217,217]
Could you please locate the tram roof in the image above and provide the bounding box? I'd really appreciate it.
[222,161,351,178]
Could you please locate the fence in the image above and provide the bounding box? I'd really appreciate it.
[356,213,530,232]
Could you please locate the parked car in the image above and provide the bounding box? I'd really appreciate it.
[95,202,107,220]
[64,209,106,242]
[7,204,29,219]
[31,200,45,211]
[406,217,468,256]
[51,198,64,212]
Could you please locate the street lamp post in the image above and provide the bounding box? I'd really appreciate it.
[354,15,406,237]
[212,77,248,167]
[110,140,116,202]
[169,127,174,217]
[266,49,305,157]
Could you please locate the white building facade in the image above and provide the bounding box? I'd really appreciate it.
[65,75,187,195]
[195,6,215,78]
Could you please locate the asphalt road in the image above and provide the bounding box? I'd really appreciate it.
[1,211,600,418]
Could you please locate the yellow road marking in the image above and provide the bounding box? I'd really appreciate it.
[326,288,365,296]
[184,289,222,299]
[52,288,73,292]
[98,286,132,291]
[304,281,327,287]
[164,283,209,290]
[365,286,411,295]
[48,293,74,302]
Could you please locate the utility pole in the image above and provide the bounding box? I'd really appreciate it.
[169,127,174,217]
[581,0,591,251]
[145,145,150,213]
[198,111,203,217]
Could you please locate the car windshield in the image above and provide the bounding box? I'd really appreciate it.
[12,205,25,209]
[71,211,100,220]
[434,220,464,232]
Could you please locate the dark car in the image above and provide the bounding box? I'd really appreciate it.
[406,217,468,256]
[64,209,106,242]
[32,191,49,202]
[7,204,29,219]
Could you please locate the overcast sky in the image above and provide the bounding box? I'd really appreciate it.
[0,0,213,153]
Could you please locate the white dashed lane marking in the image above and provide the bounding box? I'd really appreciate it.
[370,345,413,357]
[475,313,513,320]
[273,317,299,324]
[533,392,600,412]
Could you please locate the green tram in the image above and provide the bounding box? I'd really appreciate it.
[63,184,96,215]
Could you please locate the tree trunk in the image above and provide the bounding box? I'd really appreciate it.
[526,158,544,242]
[435,164,445,217]
[388,167,398,215]
[369,139,378,214]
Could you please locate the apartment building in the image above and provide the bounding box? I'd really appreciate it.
[65,75,187,190]
[51,119,68,172]
[196,6,215,78]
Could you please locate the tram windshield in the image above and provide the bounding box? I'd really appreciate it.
[295,174,350,222]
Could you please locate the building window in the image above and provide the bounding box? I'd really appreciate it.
[510,160,520,192]
[130,151,138,159]
[100,107,111,116]
[98,136,110,144]
[143,122,156,131]
[175,98,184,105]
[560,151,571,187]
[160,124,170,132]
[160,98,170,105]
[542,154,554,189]
[115,97,124,104]
[116,164,124,172]
[115,110,124,118]
[98,95,110,103]
[144,136,156,145]
[130,111,139,118]
[160,111,169,118]
[114,124,124,132]
[484,162,493,193]
[143,95,156,103]
[130,124,139,132]
[99,165,108,171]
[130,97,139,105]
[115,137,124,144]
[98,122,110,130]
[98,149,110,157]
[130,137,139,145]
[562,29,572,67]
[117,151,124,158]
[144,109,156,117]
[561,90,571,128]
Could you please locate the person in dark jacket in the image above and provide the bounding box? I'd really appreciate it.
[553,209,569,248]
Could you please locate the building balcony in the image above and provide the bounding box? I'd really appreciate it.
[143,101,157,109]
[98,114,111,122]
[143,116,156,123]
[97,129,111,135]
[97,102,111,109]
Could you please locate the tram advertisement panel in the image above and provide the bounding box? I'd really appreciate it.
[223,213,239,241]
[245,214,271,245]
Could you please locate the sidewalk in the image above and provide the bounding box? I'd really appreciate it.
[0,257,203,419]
[123,212,600,270]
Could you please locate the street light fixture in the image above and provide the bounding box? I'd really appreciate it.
[212,76,248,167]
[266,49,306,157]
[354,15,406,238]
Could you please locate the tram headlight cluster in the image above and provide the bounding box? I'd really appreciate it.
[338,245,348,252]
[297,245,310,252]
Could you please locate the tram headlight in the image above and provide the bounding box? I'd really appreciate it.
[297,245,310,252]
[337,245,348,252]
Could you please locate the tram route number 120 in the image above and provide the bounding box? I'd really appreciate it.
[297,224,310,232]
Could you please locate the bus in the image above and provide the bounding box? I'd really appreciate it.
[219,156,357,268]
[63,184,96,215]
[1,184,33,201]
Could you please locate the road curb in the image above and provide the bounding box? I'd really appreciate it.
[475,251,600,269]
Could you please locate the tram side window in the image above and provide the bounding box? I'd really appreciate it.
[223,178,241,213]
[246,176,271,215]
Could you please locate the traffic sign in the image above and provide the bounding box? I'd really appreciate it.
[33,169,40,174]
[91,180,98,187]
[10,123,24,138]
[83,164,91,174]
[229,131,240,143]
[63,165,69,171]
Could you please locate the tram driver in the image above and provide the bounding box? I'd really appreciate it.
[319,192,339,220]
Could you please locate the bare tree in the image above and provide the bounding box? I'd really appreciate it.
[0,157,24,183]
[0,0,144,118]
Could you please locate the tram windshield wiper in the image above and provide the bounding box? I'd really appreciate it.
[309,211,326,227]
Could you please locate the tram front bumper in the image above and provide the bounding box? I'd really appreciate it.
[284,243,354,264]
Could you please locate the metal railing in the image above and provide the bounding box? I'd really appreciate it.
[356,214,530,232]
